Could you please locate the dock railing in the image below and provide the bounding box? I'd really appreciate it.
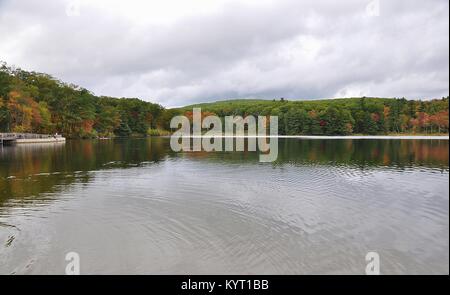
[0,133,17,139]
[0,132,65,147]
[1,133,63,139]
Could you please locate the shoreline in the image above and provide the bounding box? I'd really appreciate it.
[164,135,449,140]
[272,135,449,140]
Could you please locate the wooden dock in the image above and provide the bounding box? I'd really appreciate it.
[0,133,65,146]
[0,133,17,145]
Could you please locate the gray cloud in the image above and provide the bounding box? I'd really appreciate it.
[0,0,448,107]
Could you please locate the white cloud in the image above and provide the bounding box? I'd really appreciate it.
[0,0,448,107]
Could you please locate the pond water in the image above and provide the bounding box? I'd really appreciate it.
[0,138,448,274]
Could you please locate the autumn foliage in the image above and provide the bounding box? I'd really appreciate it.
[0,63,164,138]
[1,62,448,137]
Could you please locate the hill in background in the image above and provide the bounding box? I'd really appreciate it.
[1,63,448,137]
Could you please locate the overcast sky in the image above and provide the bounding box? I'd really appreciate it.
[0,0,448,107]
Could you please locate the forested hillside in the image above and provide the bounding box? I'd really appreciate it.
[182,97,449,135]
[0,63,164,138]
[1,62,448,137]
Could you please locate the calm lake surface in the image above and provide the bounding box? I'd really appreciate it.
[0,138,448,274]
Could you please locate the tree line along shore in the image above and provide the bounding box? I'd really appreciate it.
[1,63,448,138]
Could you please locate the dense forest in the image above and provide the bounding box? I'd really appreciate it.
[0,63,165,138]
[183,97,449,135]
[0,62,448,137]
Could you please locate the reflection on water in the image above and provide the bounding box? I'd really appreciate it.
[0,138,448,274]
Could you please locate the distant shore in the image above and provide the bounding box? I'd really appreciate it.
[166,135,450,140]
[274,135,449,140]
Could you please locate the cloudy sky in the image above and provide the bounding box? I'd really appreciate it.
[0,0,448,107]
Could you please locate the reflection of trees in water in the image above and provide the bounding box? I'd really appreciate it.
[184,139,449,169]
[275,139,449,169]
[0,138,448,206]
[0,138,170,206]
